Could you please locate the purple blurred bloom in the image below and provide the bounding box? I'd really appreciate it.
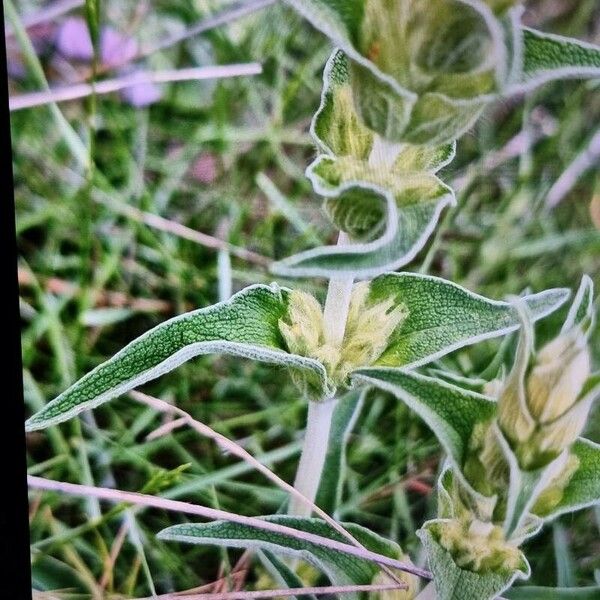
[56,17,138,69]
[56,16,93,61]
[190,153,219,185]
[100,27,138,68]
[54,16,160,107]
[120,79,162,107]
[8,23,54,80]
[6,37,26,79]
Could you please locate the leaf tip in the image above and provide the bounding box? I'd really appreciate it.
[24,414,41,433]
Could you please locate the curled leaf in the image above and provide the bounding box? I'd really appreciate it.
[284,0,511,144]
[272,51,456,279]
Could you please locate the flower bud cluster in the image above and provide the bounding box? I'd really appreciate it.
[279,284,407,389]
[342,0,523,144]
[434,308,596,572]
[431,517,523,575]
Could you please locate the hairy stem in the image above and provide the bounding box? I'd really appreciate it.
[289,232,354,516]
[289,398,338,516]
[367,135,403,169]
[289,135,402,517]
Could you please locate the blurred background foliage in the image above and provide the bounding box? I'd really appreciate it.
[9,0,600,596]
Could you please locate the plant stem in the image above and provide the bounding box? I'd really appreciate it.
[288,135,402,516]
[367,135,402,169]
[289,398,338,516]
[289,232,354,516]
[322,232,354,346]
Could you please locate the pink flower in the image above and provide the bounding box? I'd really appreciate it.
[55,17,161,107]
[190,153,218,185]
[100,27,138,68]
[56,17,138,69]
[56,17,93,61]
[120,78,162,107]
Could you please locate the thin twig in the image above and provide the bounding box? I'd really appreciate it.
[545,129,600,209]
[128,390,407,588]
[137,0,278,61]
[94,198,271,267]
[27,475,431,579]
[176,569,248,597]
[146,583,404,600]
[10,63,262,111]
[18,267,172,313]
[99,520,129,590]
[146,417,188,440]
[4,0,83,36]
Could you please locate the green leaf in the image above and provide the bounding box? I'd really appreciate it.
[545,438,600,519]
[366,273,569,368]
[258,550,318,600]
[505,586,600,599]
[494,425,570,537]
[418,523,529,600]
[561,274,595,334]
[399,92,488,146]
[426,369,488,393]
[352,369,495,468]
[272,195,453,279]
[346,58,417,143]
[158,516,402,599]
[271,198,453,278]
[271,51,455,279]
[517,27,600,91]
[25,284,331,432]
[316,389,364,514]
[309,49,373,159]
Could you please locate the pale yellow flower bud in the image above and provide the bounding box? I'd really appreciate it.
[495,313,593,468]
[496,321,536,445]
[279,285,407,388]
[338,282,408,381]
[532,394,595,457]
[433,517,523,574]
[526,329,590,423]
[279,290,325,357]
[497,379,536,445]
